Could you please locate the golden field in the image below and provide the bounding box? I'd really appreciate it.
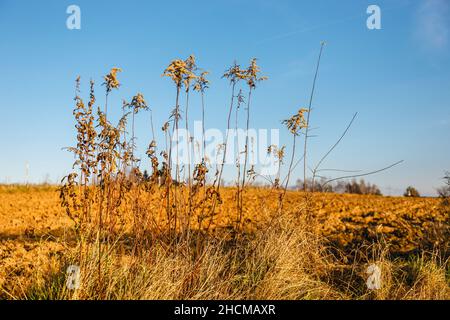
[1,185,448,299]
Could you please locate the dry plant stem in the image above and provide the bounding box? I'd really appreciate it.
[206,81,236,231]
[132,185,142,256]
[239,87,253,228]
[235,95,241,225]
[217,81,236,190]
[279,135,296,213]
[167,85,181,238]
[150,110,156,142]
[185,89,193,235]
[201,91,207,207]
[196,89,208,249]
[322,160,404,187]
[312,112,358,189]
[97,95,107,253]
[98,91,111,286]
[303,42,325,192]
[132,112,135,168]
[275,151,283,215]
[164,129,171,228]
[201,92,206,163]
[105,92,109,121]
[201,91,208,224]
[118,107,125,174]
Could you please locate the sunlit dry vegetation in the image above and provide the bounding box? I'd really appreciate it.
[0,52,448,300]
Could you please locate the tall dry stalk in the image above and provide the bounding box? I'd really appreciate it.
[303,42,325,192]
[183,56,197,234]
[102,67,121,121]
[218,62,247,189]
[193,71,210,169]
[279,108,308,213]
[234,90,245,223]
[124,93,148,169]
[162,57,196,238]
[201,62,246,232]
[238,58,267,228]
[192,70,210,237]
[163,60,183,237]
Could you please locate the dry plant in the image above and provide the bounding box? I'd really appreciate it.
[278,108,308,213]
[48,50,449,302]
[237,59,267,229]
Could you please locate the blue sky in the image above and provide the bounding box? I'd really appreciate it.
[0,0,449,196]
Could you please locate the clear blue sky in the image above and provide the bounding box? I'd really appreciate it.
[0,0,449,196]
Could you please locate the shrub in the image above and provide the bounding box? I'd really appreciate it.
[404,186,420,198]
[437,172,450,206]
[437,172,450,196]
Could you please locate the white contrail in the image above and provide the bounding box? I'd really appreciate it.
[256,2,413,45]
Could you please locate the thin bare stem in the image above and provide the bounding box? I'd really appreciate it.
[311,112,357,190]
[279,135,296,213]
[150,109,155,142]
[321,160,404,187]
[239,87,253,226]
[303,42,325,191]
[217,82,236,190]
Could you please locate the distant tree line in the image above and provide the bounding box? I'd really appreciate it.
[144,169,450,199]
[295,178,382,195]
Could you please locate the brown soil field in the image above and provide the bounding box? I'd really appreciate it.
[0,185,448,298]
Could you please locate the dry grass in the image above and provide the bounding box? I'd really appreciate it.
[2,202,450,300]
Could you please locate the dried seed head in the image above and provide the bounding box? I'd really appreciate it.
[125,93,148,114]
[277,146,286,162]
[282,108,308,135]
[192,162,209,194]
[223,62,247,84]
[267,145,285,163]
[193,71,210,93]
[245,58,268,89]
[163,56,197,89]
[103,67,122,93]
